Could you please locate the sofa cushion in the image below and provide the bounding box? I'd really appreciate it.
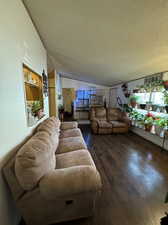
[57,136,87,154]
[39,166,102,199]
[35,131,59,153]
[107,108,122,121]
[110,121,127,128]
[97,121,112,128]
[59,128,82,139]
[56,150,96,169]
[37,117,60,135]
[15,131,56,191]
[61,121,78,130]
[95,108,106,120]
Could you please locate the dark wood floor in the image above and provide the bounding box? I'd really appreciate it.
[57,125,168,225]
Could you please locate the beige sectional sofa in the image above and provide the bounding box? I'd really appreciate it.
[3,117,102,225]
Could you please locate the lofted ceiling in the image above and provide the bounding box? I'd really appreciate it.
[23,0,168,86]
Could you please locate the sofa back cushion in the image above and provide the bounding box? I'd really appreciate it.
[15,131,56,191]
[107,108,122,121]
[95,108,106,120]
[37,117,60,135]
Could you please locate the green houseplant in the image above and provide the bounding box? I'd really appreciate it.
[144,112,155,132]
[129,95,140,108]
[31,101,43,119]
[154,117,168,137]
[129,111,144,127]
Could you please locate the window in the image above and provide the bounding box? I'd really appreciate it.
[134,93,150,104]
[151,92,164,105]
[135,92,164,106]
[75,89,96,107]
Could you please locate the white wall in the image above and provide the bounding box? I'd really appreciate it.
[110,79,145,107]
[0,0,48,224]
[62,77,108,90]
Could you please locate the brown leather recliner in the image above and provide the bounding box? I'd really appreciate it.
[90,107,130,134]
[90,107,112,134]
[107,108,130,133]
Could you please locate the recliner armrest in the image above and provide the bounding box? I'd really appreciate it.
[39,166,102,200]
[91,118,99,123]
[61,121,78,130]
[121,117,131,127]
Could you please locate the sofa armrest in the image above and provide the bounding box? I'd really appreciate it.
[39,166,102,200]
[91,118,99,124]
[121,117,131,127]
[61,121,78,130]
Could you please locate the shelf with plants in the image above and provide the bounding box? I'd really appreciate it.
[129,75,168,115]
[23,64,45,127]
[129,109,168,138]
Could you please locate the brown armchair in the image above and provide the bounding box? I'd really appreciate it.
[90,107,112,134]
[107,108,130,133]
[90,107,130,134]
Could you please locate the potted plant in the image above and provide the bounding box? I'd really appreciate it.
[136,113,145,128]
[154,117,168,137]
[163,90,168,113]
[163,80,168,90]
[129,95,139,108]
[129,110,142,127]
[144,112,155,132]
[31,101,43,119]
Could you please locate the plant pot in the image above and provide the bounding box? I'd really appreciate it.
[155,125,164,137]
[163,81,168,90]
[155,125,162,136]
[140,104,146,109]
[145,124,153,132]
[130,100,137,108]
[131,120,136,126]
[137,121,142,128]
[36,109,43,119]
[165,105,168,113]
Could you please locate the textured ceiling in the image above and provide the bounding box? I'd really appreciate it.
[23,0,168,86]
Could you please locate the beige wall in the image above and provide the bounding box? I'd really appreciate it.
[0,0,49,224]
